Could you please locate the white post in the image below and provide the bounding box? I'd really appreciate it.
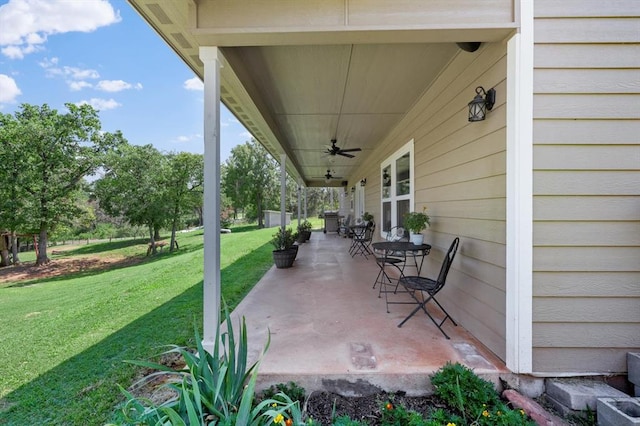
[506,0,534,373]
[297,185,301,228]
[280,154,286,229]
[304,187,308,220]
[200,47,222,353]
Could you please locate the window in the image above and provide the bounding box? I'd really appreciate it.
[381,140,414,234]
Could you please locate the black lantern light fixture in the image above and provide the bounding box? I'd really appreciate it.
[360,178,367,187]
[468,86,496,122]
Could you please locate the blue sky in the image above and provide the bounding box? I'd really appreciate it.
[0,0,250,161]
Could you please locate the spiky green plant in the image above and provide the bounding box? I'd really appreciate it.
[111,304,281,425]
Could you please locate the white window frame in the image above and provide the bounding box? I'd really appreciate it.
[380,140,414,237]
[355,183,365,220]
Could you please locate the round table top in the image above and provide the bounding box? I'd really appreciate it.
[372,241,431,252]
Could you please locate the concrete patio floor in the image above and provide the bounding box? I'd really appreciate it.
[229,230,509,396]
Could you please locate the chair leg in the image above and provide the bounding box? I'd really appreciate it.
[397,292,457,339]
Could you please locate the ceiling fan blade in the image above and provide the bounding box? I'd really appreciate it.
[339,148,362,152]
[337,152,355,158]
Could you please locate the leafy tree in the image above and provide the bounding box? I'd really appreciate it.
[95,142,168,254]
[0,112,28,265]
[0,103,123,265]
[164,152,203,251]
[222,140,279,227]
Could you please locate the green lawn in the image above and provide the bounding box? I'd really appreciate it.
[0,226,281,425]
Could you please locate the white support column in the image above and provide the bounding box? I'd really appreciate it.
[297,185,301,227]
[280,154,286,229]
[200,46,222,353]
[506,0,534,373]
[304,187,308,220]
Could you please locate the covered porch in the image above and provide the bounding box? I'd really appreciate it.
[229,231,508,396]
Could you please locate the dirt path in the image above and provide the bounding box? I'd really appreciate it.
[0,251,143,285]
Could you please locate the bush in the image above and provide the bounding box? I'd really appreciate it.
[110,305,293,426]
[430,362,534,426]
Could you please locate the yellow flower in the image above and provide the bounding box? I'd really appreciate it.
[272,403,278,408]
[520,409,526,415]
[274,413,284,424]
[446,423,456,426]
[482,410,490,417]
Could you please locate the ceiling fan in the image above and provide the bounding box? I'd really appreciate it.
[314,169,343,182]
[324,139,362,158]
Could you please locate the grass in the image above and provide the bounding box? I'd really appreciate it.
[0,225,280,425]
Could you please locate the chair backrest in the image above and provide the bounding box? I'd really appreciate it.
[387,226,408,242]
[364,220,375,240]
[433,237,460,294]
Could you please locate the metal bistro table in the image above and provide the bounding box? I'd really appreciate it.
[371,241,431,311]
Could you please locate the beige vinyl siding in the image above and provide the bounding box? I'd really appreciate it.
[359,42,509,360]
[532,1,640,374]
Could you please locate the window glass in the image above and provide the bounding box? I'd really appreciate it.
[382,201,391,232]
[396,153,410,196]
[397,199,410,228]
[382,165,391,199]
[379,140,414,236]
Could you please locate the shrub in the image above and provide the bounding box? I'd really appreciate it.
[110,305,293,426]
[270,227,296,250]
[430,362,534,426]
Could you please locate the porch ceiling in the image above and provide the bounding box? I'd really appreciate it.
[127,0,516,186]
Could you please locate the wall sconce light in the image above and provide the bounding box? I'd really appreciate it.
[468,86,496,122]
[360,178,367,187]
[350,186,355,193]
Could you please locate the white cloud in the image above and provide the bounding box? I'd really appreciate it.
[95,79,142,92]
[69,80,93,91]
[0,74,21,104]
[77,98,121,111]
[0,0,121,59]
[184,77,203,91]
[175,133,202,143]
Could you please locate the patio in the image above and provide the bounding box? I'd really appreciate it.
[229,230,509,397]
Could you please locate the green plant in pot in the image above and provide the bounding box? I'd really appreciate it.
[404,207,430,245]
[362,211,374,223]
[271,227,297,268]
[297,220,312,242]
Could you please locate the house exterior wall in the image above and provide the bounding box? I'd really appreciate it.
[358,42,509,361]
[531,1,640,374]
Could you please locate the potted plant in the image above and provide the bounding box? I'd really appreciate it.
[297,220,312,242]
[403,208,430,245]
[271,227,297,268]
[362,211,374,224]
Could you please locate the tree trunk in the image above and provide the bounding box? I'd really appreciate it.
[257,193,264,228]
[35,228,49,265]
[0,233,8,267]
[153,226,161,241]
[11,232,20,264]
[170,204,179,252]
[148,225,157,256]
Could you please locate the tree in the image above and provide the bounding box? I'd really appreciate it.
[94,142,169,254]
[0,112,28,265]
[222,140,279,227]
[0,103,123,265]
[164,152,203,251]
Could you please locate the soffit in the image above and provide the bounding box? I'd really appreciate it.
[127,0,516,186]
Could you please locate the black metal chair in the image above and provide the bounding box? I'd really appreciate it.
[350,221,375,258]
[395,237,460,339]
[338,214,352,238]
[373,226,408,304]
